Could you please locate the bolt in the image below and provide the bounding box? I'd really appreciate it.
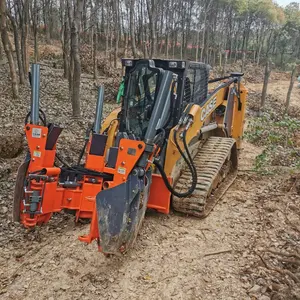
[36,146,40,149]
[42,134,46,137]
[67,198,72,201]
[120,146,124,150]
[122,177,126,181]
[26,126,30,131]
[138,144,143,149]
[32,158,35,162]
[121,161,125,166]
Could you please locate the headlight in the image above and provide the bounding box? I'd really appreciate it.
[168,61,178,68]
[124,60,133,66]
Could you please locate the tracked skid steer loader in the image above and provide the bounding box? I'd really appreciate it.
[13,59,247,255]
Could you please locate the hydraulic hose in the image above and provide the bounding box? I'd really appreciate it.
[154,129,197,198]
[25,109,47,126]
[77,124,94,165]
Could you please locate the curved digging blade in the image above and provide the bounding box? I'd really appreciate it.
[13,159,30,222]
[96,170,152,255]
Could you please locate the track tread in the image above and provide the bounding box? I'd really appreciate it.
[172,137,237,218]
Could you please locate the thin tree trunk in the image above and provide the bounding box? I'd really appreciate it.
[260,58,272,111]
[195,15,200,61]
[60,0,69,79]
[241,51,246,72]
[256,32,265,66]
[22,0,29,74]
[222,51,228,77]
[0,32,3,59]
[44,0,51,43]
[0,0,18,98]
[68,0,83,117]
[92,0,100,79]
[93,27,98,79]
[7,11,25,84]
[146,0,157,58]
[112,0,119,68]
[284,65,297,115]
[63,6,70,79]
[130,0,137,57]
[105,13,109,58]
[124,31,128,57]
[200,2,209,62]
[33,0,39,63]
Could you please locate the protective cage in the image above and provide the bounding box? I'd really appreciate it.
[121,59,210,124]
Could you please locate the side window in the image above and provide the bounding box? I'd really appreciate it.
[194,66,209,104]
[183,69,195,109]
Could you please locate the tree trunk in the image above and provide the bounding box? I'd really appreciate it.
[68,0,83,117]
[195,11,200,62]
[200,1,211,62]
[260,58,272,111]
[241,51,246,72]
[112,0,119,68]
[63,5,70,79]
[284,65,297,115]
[33,0,39,63]
[146,0,157,58]
[0,31,3,59]
[0,0,18,98]
[222,51,228,77]
[105,12,109,58]
[7,11,25,84]
[22,0,29,74]
[130,0,137,57]
[44,0,51,43]
[60,0,69,79]
[93,27,98,79]
[92,0,100,79]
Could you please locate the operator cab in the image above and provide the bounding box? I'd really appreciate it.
[119,59,210,139]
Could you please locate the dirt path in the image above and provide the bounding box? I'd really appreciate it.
[0,140,269,300]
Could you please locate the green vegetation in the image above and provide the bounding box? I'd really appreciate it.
[245,112,300,172]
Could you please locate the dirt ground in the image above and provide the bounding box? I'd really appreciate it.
[0,61,299,300]
[247,80,300,109]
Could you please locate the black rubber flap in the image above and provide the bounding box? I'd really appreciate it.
[13,157,30,221]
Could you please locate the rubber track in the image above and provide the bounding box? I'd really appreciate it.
[172,136,237,218]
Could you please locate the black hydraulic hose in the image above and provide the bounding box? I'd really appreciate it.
[55,153,71,167]
[77,139,90,165]
[77,124,94,165]
[182,130,196,176]
[25,109,47,126]
[153,129,165,148]
[154,129,197,198]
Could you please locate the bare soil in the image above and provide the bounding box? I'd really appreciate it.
[0,60,299,300]
[247,81,300,109]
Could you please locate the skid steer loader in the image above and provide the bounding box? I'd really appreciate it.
[13,59,247,255]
